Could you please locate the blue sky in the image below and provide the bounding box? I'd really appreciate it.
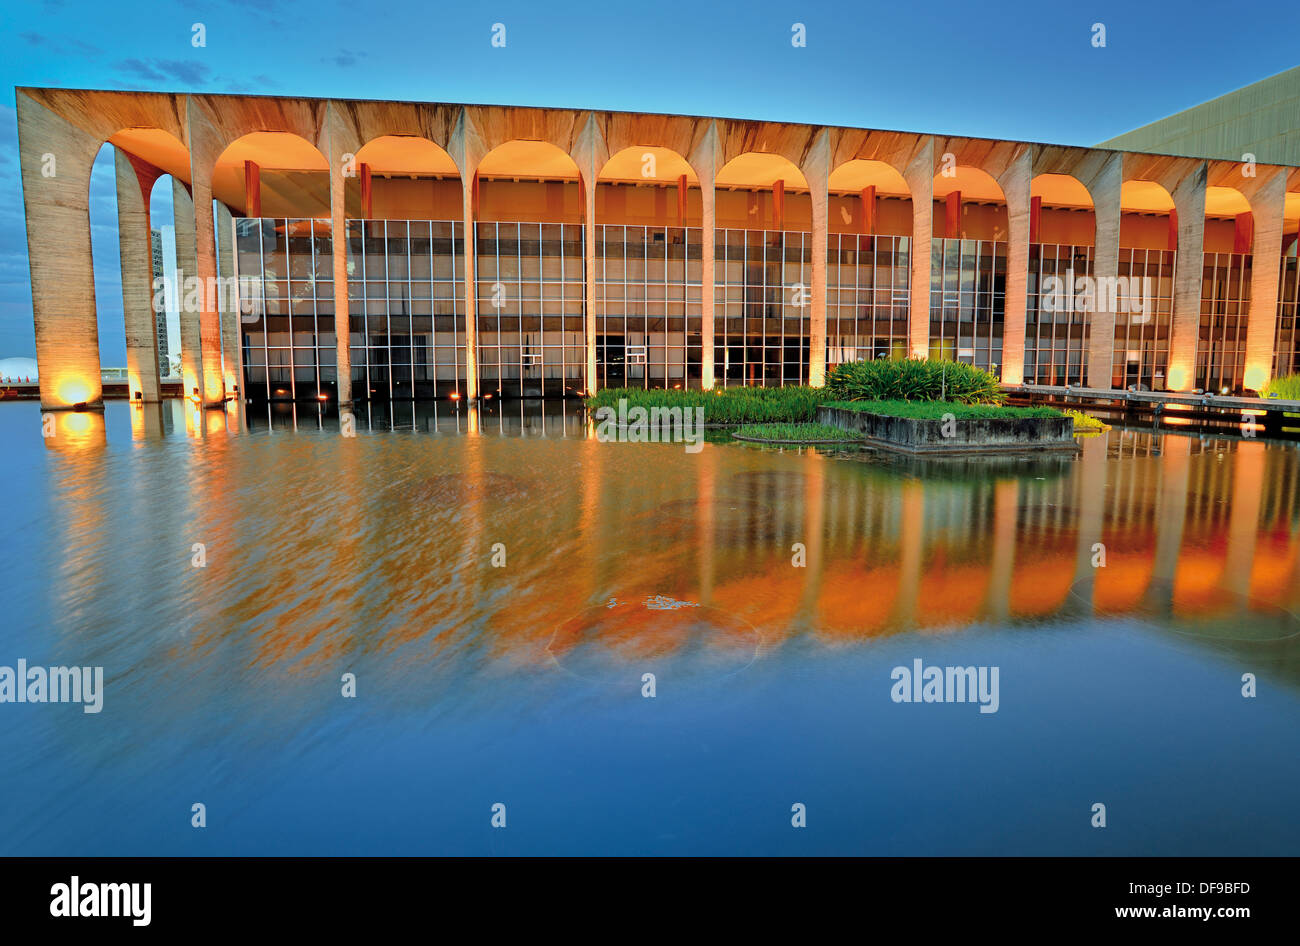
[0,0,1296,362]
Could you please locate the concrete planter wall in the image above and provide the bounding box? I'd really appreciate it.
[817,406,1078,455]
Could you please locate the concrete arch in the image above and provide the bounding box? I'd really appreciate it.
[478,139,582,179]
[715,151,809,232]
[828,159,909,195]
[595,145,701,228]
[354,135,459,175]
[932,165,1006,242]
[598,146,699,185]
[474,140,582,225]
[1121,179,1176,214]
[351,135,462,220]
[18,88,195,408]
[211,131,330,216]
[716,151,809,189]
[185,95,328,183]
[458,106,592,180]
[594,114,712,185]
[716,120,821,175]
[109,136,189,405]
[1031,172,1096,244]
[827,159,911,237]
[933,165,1005,202]
[97,129,192,405]
[1031,173,1094,208]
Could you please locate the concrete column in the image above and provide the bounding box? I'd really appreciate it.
[1243,170,1286,392]
[903,138,935,359]
[172,179,204,402]
[460,175,479,399]
[215,202,242,397]
[692,122,720,390]
[324,104,358,406]
[998,149,1032,384]
[805,132,830,387]
[190,172,226,405]
[114,149,163,403]
[700,172,717,390]
[329,158,352,405]
[584,175,598,393]
[16,92,102,409]
[1086,154,1123,389]
[1166,163,1208,392]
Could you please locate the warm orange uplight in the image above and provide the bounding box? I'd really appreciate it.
[450,391,460,400]
[56,377,92,406]
[64,412,91,435]
[45,409,105,450]
[1243,364,1269,392]
[1166,365,1189,392]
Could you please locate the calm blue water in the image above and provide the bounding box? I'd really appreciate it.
[1,399,1297,855]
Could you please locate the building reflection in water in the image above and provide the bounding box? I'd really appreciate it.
[47,398,1300,698]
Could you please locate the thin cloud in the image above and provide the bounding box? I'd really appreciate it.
[325,50,366,69]
[19,31,100,57]
[114,59,212,86]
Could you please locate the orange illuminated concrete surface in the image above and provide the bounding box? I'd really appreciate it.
[17,87,1300,409]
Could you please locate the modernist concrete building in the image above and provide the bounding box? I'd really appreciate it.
[16,86,1300,409]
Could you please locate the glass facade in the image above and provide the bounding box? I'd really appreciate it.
[1197,252,1251,393]
[595,225,703,389]
[236,218,336,400]
[475,222,585,398]
[1112,248,1174,390]
[346,220,467,399]
[826,234,910,366]
[928,239,1006,372]
[1025,243,1092,386]
[1275,249,1300,380]
[229,214,1292,400]
[714,229,813,387]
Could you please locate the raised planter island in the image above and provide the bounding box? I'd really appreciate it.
[818,400,1079,455]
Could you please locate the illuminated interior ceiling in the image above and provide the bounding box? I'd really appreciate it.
[1120,180,1174,213]
[355,135,459,177]
[715,152,809,190]
[1031,173,1093,209]
[598,146,698,185]
[477,140,579,180]
[1203,185,1251,217]
[1285,193,1300,231]
[214,132,330,172]
[932,166,1004,202]
[827,159,908,196]
[108,128,191,183]
[211,132,329,210]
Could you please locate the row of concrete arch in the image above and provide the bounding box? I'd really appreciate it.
[19,88,1300,407]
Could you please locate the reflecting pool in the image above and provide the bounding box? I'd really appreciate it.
[1,399,1298,855]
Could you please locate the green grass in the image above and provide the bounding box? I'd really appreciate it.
[733,422,862,442]
[826,357,1005,404]
[586,386,831,425]
[823,399,1062,420]
[1261,373,1300,401]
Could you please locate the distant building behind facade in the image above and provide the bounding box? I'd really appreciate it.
[150,227,171,378]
